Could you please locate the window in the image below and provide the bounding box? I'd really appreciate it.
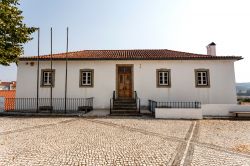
[195,69,210,87]
[41,69,55,87]
[157,69,171,87]
[80,69,94,87]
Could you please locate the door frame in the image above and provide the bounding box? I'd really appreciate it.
[116,64,134,99]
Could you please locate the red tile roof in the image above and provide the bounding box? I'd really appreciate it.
[0,82,11,86]
[0,81,16,86]
[0,90,16,111]
[19,49,242,61]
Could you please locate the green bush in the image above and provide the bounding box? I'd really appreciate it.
[238,98,250,102]
[243,98,250,102]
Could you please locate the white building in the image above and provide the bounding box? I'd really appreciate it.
[0,81,16,90]
[16,43,243,116]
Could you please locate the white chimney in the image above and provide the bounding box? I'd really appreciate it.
[206,42,216,56]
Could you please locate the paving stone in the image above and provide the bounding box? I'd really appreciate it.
[0,117,74,133]
[0,117,178,165]
[191,145,250,166]
[198,120,250,153]
[0,117,250,165]
[95,117,192,139]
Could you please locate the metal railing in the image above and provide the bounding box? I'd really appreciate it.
[110,91,141,114]
[157,101,201,109]
[3,97,94,113]
[148,100,201,113]
[148,100,157,113]
[110,91,116,114]
[134,91,141,113]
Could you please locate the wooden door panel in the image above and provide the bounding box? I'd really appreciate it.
[118,66,132,98]
[124,74,131,97]
[118,75,125,97]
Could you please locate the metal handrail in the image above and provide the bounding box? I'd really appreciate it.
[134,91,137,100]
[148,100,157,113]
[110,91,115,114]
[134,91,141,113]
[113,91,116,100]
[110,98,112,114]
[110,91,141,114]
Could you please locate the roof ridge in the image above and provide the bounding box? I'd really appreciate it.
[19,49,242,61]
[24,48,212,58]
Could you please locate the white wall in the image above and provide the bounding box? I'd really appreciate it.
[202,104,250,116]
[16,60,237,109]
[155,108,202,119]
[155,104,250,118]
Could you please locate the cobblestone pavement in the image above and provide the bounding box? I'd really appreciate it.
[0,117,250,165]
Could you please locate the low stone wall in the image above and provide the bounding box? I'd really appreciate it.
[155,108,202,119]
[202,104,250,116]
[155,104,250,119]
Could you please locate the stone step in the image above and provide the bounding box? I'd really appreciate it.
[114,101,136,104]
[110,110,141,116]
[114,99,136,103]
[113,106,137,110]
[113,103,137,107]
[112,98,138,111]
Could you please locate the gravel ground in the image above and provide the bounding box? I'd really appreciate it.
[0,117,250,165]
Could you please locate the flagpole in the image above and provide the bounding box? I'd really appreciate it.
[64,27,69,114]
[50,27,53,113]
[36,28,40,113]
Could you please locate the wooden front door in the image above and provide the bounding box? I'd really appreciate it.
[117,66,133,99]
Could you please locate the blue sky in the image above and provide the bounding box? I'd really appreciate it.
[1,0,250,82]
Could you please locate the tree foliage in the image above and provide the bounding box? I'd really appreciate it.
[0,0,36,65]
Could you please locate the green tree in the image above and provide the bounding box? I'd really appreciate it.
[0,0,36,65]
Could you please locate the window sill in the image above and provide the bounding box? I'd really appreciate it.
[157,85,171,88]
[40,85,55,88]
[79,85,94,88]
[195,85,210,88]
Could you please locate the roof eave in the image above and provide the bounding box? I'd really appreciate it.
[18,57,243,61]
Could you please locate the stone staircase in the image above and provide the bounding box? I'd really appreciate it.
[111,99,140,116]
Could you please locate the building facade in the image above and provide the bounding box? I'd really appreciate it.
[16,43,242,115]
[0,81,16,90]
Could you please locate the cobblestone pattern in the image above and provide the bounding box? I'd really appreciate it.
[0,117,74,133]
[95,117,192,139]
[1,117,250,165]
[191,145,250,166]
[0,117,179,165]
[197,120,250,153]
[184,120,250,166]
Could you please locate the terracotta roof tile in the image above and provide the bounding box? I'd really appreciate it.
[19,49,242,61]
[0,90,16,111]
[0,81,16,86]
[0,82,11,86]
